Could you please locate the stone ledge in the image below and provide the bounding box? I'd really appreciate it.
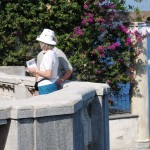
[0,72,35,86]
[109,113,139,120]
[0,119,7,125]
[62,81,110,95]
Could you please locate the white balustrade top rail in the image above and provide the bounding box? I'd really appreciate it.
[0,72,110,120]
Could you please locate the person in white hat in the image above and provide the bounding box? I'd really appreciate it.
[36,29,73,87]
[28,29,59,95]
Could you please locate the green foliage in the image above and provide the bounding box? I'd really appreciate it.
[134,7,142,22]
[0,0,82,65]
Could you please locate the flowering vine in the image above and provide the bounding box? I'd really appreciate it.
[70,0,143,91]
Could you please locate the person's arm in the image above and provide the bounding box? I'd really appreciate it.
[35,73,38,82]
[35,69,52,79]
[28,68,52,79]
[57,69,73,84]
[55,48,73,84]
[34,73,39,96]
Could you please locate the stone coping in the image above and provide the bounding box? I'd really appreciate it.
[0,73,110,120]
[0,119,7,125]
[0,72,34,86]
[109,113,139,120]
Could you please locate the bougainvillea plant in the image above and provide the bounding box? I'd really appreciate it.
[69,0,143,92]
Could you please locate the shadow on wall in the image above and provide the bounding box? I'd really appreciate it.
[0,121,10,150]
[130,41,146,99]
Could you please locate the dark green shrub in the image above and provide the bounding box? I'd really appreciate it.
[0,0,82,65]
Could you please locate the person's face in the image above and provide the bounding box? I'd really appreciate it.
[39,42,45,50]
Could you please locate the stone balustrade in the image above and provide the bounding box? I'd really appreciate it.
[0,72,35,100]
[0,72,110,150]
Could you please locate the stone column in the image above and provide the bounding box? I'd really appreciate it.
[15,83,32,100]
[131,22,150,149]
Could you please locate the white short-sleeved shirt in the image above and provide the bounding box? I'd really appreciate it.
[37,47,73,78]
[38,50,59,86]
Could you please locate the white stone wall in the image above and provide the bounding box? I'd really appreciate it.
[0,72,34,100]
[0,74,110,150]
[109,114,138,150]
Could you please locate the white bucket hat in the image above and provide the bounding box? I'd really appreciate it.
[36,29,57,45]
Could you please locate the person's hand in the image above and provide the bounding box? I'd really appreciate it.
[27,68,37,75]
[56,78,64,85]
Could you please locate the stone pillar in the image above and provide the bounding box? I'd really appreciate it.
[91,94,110,150]
[131,22,150,149]
[15,83,33,100]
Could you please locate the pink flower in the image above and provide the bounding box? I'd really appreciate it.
[102,3,115,9]
[108,11,115,16]
[129,67,134,72]
[74,26,84,35]
[97,46,104,51]
[108,42,120,50]
[81,13,94,25]
[108,45,115,50]
[88,17,93,23]
[134,30,142,42]
[84,2,89,9]
[125,37,132,45]
[90,61,95,65]
[12,31,18,35]
[106,80,112,85]
[81,19,86,25]
[96,46,105,57]
[95,17,105,23]
[119,25,128,34]
[72,33,76,38]
[118,58,123,63]
[96,70,101,74]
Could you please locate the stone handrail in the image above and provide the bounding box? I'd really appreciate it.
[0,72,110,150]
